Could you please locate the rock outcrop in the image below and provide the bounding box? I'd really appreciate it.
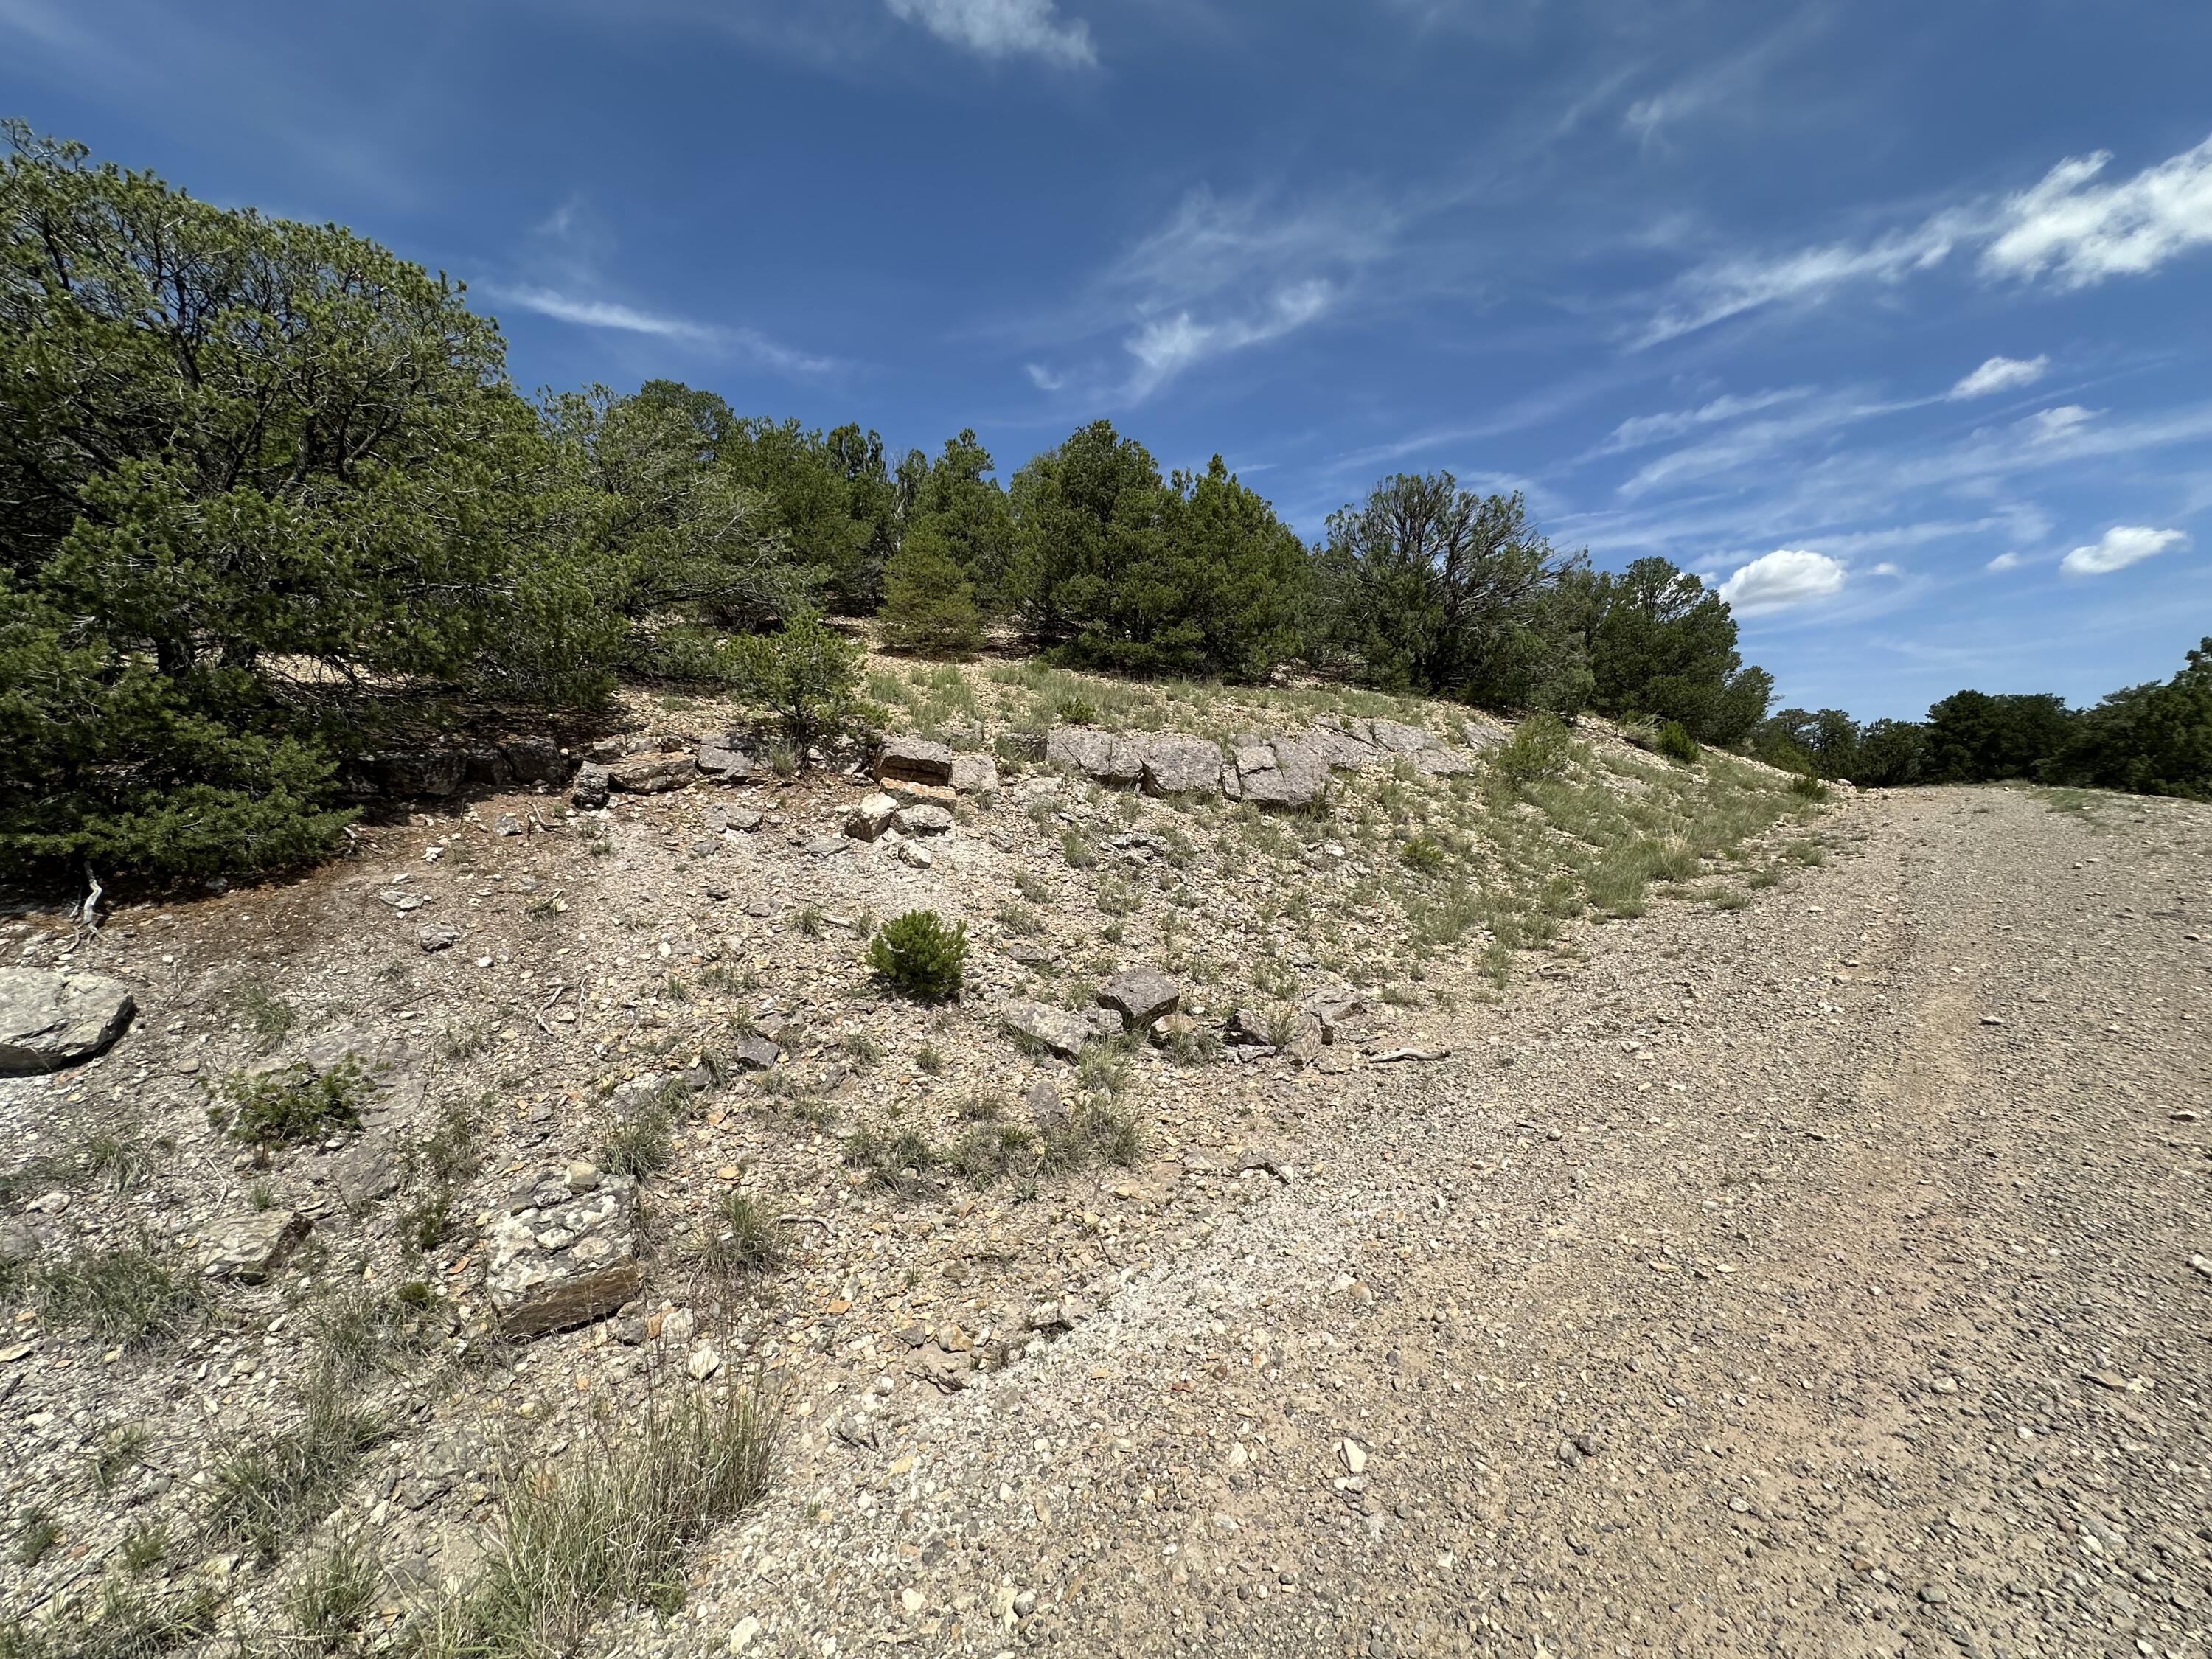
[0,969,136,1074]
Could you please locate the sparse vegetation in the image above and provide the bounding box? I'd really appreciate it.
[702,1192,785,1281]
[10,1240,210,1350]
[216,1055,377,1146]
[206,1378,389,1561]
[418,1384,779,1658]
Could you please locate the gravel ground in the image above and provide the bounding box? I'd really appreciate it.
[654,784,2212,1659]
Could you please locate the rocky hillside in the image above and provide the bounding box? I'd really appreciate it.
[0,655,1833,1655]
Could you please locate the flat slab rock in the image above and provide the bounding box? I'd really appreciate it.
[484,1172,644,1339]
[201,1208,310,1282]
[879,735,957,787]
[1002,1001,1093,1059]
[1097,967,1180,1026]
[0,968,137,1074]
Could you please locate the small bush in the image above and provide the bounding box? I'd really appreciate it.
[1397,835,1447,872]
[218,1055,377,1146]
[942,1123,1036,1186]
[867,910,967,1002]
[1490,713,1572,789]
[703,1192,785,1281]
[1789,773,1829,801]
[1652,720,1700,764]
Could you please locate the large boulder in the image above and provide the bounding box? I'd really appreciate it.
[1363,718,1439,754]
[1301,722,1382,771]
[0,969,136,1074]
[569,762,611,809]
[1046,727,1147,787]
[948,754,1001,796]
[1096,967,1180,1028]
[879,736,957,787]
[484,1172,644,1339]
[1141,734,1223,797]
[695,734,754,781]
[502,734,568,783]
[1231,737,1330,811]
[846,793,900,841]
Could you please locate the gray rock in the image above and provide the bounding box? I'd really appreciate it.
[377,888,428,913]
[1363,717,1439,754]
[0,969,137,1074]
[570,762,611,809]
[462,745,512,787]
[201,1209,310,1283]
[846,793,900,841]
[586,734,650,762]
[483,1177,644,1339]
[333,1134,401,1206]
[804,837,849,859]
[722,808,765,833]
[610,753,697,793]
[1024,1079,1067,1133]
[1097,967,1180,1027]
[728,1034,782,1072]
[493,812,525,836]
[1301,722,1382,771]
[417,924,461,953]
[1413,748,1479,776]
[1141,734,1224,796]
[1046,727,1146,786]
[1301,986,1368,1045]
[1235,737,1330,811]
[949,754,1000,796]
[879,736,957,787]
[502,734,566,783]
[894,804,953,836]
[696,735,754,780]
[1460,715,1511,750]
[373,750,465,798]
[1003,1001,1092,1059]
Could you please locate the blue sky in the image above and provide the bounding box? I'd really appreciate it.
[5,0,2210,720]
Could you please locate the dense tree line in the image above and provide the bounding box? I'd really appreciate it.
[15,126,2195,888]
[1753,642,2212,800]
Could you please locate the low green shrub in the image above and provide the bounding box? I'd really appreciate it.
[1652,720,1700,764]
[866,910,967,1002]
[1490,714,1572,789]
[216,1056,377,1146]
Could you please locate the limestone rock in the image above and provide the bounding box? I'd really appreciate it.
[1413,748,1479,776]
[201,1209,310,1283]
[1003,1001,1092,1059]
[1141,734,1224,797]
[570,762,611,809]
[1024,1078,1067,1133]
[846,793,900,841]
[0,969,136,1074]
[1363,717,1439,754]
[1046,727,1146,787]
[484,1175,644,1339]
[949,754,1000,796]
[879,736,957,787]
[418,924,461,953]
[1096,967,1180,1027]
[501,734,567,783]
[894,804,953,836]
[610,752,698,793]
[696,734,754,781]
[1234,737,1330,811]
[333,1134,401,1207]
[373,750,465,799]
[727,1034,782,1072]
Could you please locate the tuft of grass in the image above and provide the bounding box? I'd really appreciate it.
[702,1192,785,1281]
[21,1242,210,1351]
[234,979,297,1053]
[1784,839,1826,866]
[286,1531,380,1652]
[119,1523,169,1576]
[308,1284,438,1385]
[844,1125,936,1194]
[400,1096,483,1253]
[1059,828,1095,870]
[217,1056,377,1147]
[419,1384,779,1658]
[1397,835,1447,873]
[91,1423,152,1493]
[942,1123,1037,1186]
[3,1576,220,1659]
[206,1378,389,1562]
[15,1509,59,1568]
[1012,869,1050,903]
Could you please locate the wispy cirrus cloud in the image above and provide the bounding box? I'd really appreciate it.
[1026,184,1399,401]
[492,285,838,375]
[883,0,1094,66]
[1947,354,2048,400]
[1638,130,2212,346]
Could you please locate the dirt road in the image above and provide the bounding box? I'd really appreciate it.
[665,787,2211,1658]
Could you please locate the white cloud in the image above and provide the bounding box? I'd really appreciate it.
[1717,549,1848,616]
[1947,355,2048,400]
[1982,133,2212,288]
[1024,362,1067,392]
[1987,551,2025,571]
[883,0,1093,66]
[1641,129,2212,344]
[1123,279,1332,395]
[2059,525,2189,577]
[1871,561,1902,577]
[493,285,836,374]
[2019,404,2097,443]
[1598,387,1812,453]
